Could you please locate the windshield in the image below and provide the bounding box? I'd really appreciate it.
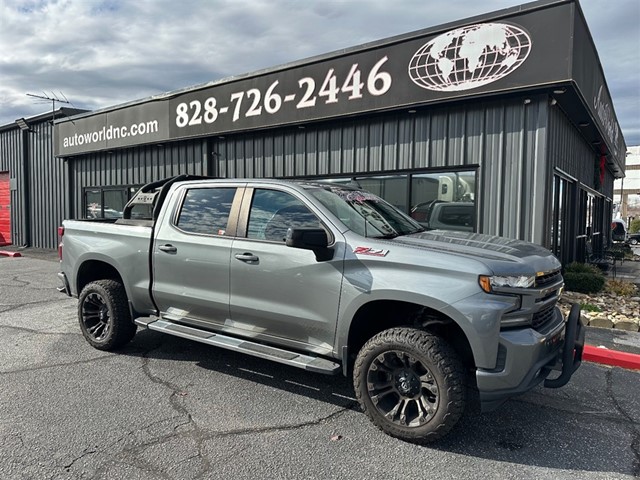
[307,185,424,238]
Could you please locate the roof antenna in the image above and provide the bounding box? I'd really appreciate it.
[26,92,71,157]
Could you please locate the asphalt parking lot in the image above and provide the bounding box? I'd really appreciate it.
[1,255,639,480]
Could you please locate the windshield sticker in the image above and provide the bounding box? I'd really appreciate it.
[354,246,389,257]
[327,187,379,203]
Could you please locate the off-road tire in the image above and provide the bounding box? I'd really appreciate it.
[353,327,466,443]
[78,280,137,351]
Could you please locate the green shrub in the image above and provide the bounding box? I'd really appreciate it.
[630,218,640,234]
[564,262,602,275]
[580,303,602,312]
[563,262,606,294]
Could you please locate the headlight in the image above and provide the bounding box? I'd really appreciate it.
[479,274,535,293]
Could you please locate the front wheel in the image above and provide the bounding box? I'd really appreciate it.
[353,327,466,443]
[630,238,638,245]
[78,280,137,350]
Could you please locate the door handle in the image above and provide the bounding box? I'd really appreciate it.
[234,252,259,263]
[158,244,177,253]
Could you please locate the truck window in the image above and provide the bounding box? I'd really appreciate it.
[247,189,321,242]
[176,187,237,235]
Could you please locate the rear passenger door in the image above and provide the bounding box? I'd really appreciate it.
[152,183,243,327]
[229,186,345,355]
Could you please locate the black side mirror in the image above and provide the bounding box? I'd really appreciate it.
[286,228,333,261]
[286,228,329,249]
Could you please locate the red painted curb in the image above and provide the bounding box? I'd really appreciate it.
[0,251,22,257]
[583,344,640,370]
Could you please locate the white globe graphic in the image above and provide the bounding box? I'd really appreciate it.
[408,23,532,92]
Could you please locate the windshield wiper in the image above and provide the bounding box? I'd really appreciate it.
[373,233,400,239]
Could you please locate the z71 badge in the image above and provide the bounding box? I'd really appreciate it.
[353,246,389,257]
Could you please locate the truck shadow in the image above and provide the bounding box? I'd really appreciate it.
[122,329,638,478]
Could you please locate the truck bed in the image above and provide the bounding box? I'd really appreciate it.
[61,219,156,315]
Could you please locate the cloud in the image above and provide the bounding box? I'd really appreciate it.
[0,0,638,146]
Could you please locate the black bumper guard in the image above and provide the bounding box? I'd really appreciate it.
[544,303,584,388]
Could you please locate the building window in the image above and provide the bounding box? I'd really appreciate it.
[356,175,409,212]
[409,171,475,232]
[309,169,477,233]
[84,186,142,219]
[550,173,576,264]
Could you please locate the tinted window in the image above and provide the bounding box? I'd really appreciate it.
[176,188,236,235]
[436,204,474,227]
[247,189,321,242]
[85,190,101,218]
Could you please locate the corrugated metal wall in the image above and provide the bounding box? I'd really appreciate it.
[214,94,550,243]
[29,120,67,249]
[0,127,25,246]
[548,104,600,189]
[0,120,73,249]
[69,138,208,218]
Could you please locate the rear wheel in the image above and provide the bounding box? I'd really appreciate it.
[630,238,638,245]
[78,280,136,350]
[353,327,466,443]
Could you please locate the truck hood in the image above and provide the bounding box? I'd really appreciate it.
[387,230,561,275]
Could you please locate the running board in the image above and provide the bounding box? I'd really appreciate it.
[135,318,340,375]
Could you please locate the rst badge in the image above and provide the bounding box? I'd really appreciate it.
[354,246,389,257]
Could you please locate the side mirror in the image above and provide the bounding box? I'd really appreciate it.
[286,228,329,249]
[286,228,334,261]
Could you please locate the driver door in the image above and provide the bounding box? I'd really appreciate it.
[229,186,345,355]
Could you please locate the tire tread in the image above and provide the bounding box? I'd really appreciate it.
[353,327,466,443]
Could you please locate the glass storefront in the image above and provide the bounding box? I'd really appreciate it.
[312,169,477,233]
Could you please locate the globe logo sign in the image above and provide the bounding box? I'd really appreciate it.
[408,23,532,92]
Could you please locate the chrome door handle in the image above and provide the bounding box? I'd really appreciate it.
[158,244,177,253]
[234,253,259,263]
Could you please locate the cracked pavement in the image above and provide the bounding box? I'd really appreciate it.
[1,255,639,479]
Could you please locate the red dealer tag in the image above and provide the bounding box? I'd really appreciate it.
[354,246,389,257]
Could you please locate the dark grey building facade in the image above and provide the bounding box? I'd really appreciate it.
[0,0,626,265]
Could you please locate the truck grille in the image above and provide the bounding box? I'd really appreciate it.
[532,304,557,330]
[535,269,562,288]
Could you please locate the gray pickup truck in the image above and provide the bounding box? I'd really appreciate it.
[58,175,583,443]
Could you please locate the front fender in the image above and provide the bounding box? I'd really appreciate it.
[334,288,517,370]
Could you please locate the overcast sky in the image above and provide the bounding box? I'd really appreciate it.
[1,0,639,145]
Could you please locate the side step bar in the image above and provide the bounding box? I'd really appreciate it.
[135,318,341,375]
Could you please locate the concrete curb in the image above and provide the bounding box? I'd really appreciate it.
[583,344,640,370]
[0,250,22,257]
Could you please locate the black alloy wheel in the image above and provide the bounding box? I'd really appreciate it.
[367,350,440,427]
[353,327,465,443]
[77,280,137,350]
[81,291,112,342]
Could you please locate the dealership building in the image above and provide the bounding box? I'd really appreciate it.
[0,0,627,265]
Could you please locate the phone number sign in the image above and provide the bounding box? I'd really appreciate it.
[167,51,407,139]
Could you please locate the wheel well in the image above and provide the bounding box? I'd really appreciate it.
[76,260,124,294]
[347,300,475,372]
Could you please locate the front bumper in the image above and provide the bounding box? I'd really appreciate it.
[477,303,584,411]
